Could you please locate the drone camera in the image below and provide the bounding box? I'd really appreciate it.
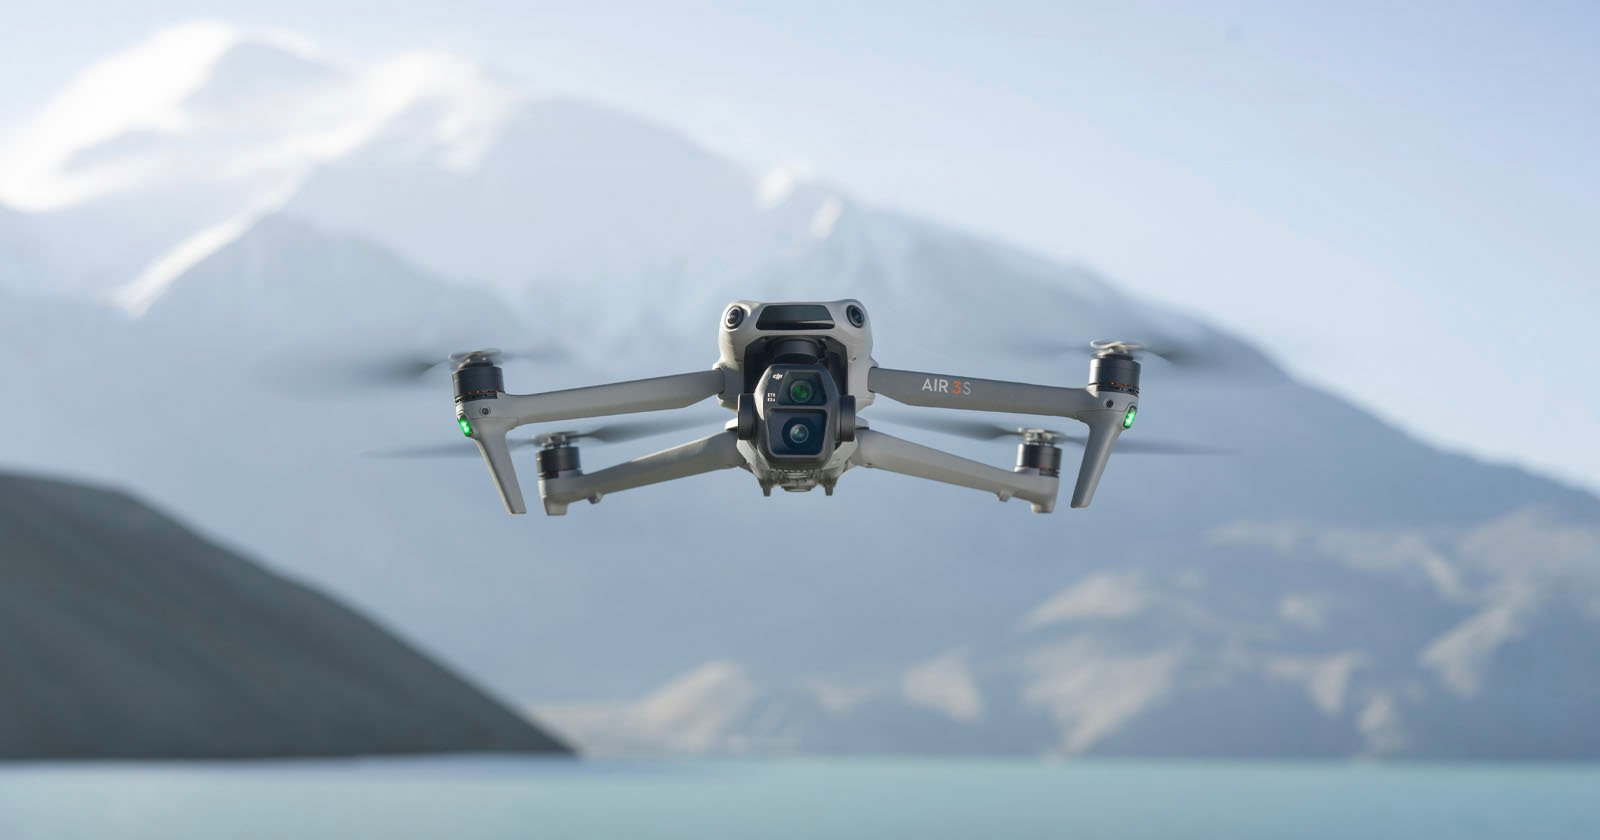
[771,414,825,457]
[757,363,841,464]
[778,371,824,406]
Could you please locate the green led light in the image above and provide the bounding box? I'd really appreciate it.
[1123,405,1138,429]
[458,417,473,437]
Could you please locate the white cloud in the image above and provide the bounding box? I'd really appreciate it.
[1357,692,1408,755]
[1277,593,1330,632]
[810,196,844,239]
[1019,637,1180,754]
[1020,571,1149,632]
[1419,594,1532,697]
[532,659,803,756]
[900,648,984,723]
[1265,651,1366,716]
[754,165,801,209]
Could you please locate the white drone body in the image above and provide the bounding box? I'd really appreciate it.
[449,299,1142,516]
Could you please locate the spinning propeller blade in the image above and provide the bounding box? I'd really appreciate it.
[875,412,1232,456]
[363,439,537,459]
[264,344,566,392]
[1006,334,1250,375]
[366,414,716,459]
[533,415,717,447]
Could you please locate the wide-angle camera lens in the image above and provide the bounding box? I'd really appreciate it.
[786,421,812,445]
[788,379,816,404]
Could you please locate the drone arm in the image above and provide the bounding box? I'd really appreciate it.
[850,428,1060,513]
[867,366,1130,508]
[538,430,746,515]
[868,367,1106,417]
[494,369,729,427]
[461,369,730,515]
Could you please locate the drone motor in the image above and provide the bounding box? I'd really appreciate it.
[452,352,504,404]
[536,437,582,479]
[1089,342,1141,395]
[1015,430,1064,478]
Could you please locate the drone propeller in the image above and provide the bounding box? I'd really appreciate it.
[363,438,539,459]
[363,414,714,459]
[260,344,566,393]
[532,415,716,447]
[376,346,565,385]
[875,412,1232,456]
[1006,334,1247,375]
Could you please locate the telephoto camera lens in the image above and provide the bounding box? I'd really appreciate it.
[788,379,816,404]
[786,421,812,445]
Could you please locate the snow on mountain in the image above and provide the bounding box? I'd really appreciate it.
[279,96,894,341]
[0,22,521,304]
[1,25,1598,759]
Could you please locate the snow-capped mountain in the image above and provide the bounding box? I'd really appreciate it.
[1,24,1597,759]
[0,21,521,307]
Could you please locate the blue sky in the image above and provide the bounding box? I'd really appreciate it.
[4,1,1598,491]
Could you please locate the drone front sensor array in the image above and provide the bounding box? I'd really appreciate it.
[408,299,1201,517]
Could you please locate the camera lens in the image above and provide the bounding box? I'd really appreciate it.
[788,379,816,404]
[786,422,812,445]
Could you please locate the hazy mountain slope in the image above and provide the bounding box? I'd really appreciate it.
[140,213,526,346]
[0,469,569,759]
[0,205,43,295]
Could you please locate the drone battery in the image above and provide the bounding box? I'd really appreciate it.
[453,361,504,403]
[1016,442,1062,477]
[1090,354,1141,395]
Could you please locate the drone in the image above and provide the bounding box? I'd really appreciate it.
[375,299,1219,515]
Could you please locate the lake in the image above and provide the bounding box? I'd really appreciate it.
[0,757,1595,839]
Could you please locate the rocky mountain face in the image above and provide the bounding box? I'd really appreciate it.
[0,469,569,759]
[0,24,1596,759]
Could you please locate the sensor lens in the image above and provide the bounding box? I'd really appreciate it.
[786,421,812,445]
[788,379,816,404]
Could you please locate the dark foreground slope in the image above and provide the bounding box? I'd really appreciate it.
[0,471,569,759]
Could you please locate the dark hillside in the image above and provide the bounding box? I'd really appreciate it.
[0,471,569,759]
